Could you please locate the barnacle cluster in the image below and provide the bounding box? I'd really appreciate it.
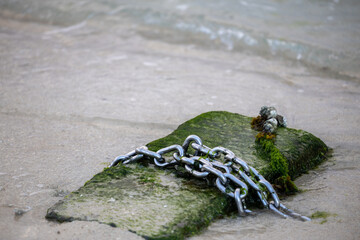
[251,106,287,133]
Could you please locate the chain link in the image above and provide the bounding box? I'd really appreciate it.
[109,135,310,221]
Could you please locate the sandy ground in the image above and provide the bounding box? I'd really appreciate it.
[1,14,360,240]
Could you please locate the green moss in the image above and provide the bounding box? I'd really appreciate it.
[46,162,233,239]
[146,185,232,240]
[273,175,298,193]
[137,172,158,184]
[311,211,337,224]
[275,128,328,179]
[86,165,132,185]
[311,211,333,219]
[255,137,298,194]
[256,138,288,177]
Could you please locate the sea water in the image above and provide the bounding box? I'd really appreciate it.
[1,0,360,78]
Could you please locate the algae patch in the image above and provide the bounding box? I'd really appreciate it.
[46,163,233,239]
[311,211,337,224]
[255,136,298,193]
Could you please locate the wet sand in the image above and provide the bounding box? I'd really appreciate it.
[1,5,360,240]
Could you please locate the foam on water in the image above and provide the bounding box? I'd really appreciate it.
[1,0,360,78]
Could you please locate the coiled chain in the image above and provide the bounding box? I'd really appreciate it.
[109,135,310,221]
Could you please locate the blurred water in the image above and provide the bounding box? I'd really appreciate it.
[1,0,360,78]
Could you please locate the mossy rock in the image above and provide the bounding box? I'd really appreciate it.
[46,111,328,239]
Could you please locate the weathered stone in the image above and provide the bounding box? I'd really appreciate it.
[46,111,328,239]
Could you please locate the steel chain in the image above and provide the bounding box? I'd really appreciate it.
[110,135,310,221]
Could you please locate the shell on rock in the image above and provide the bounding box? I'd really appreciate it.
[263,122,275,133]
[258,106,287,133]
[264,117,278,133]
[259,106,277,120]
[265,118,278,127]
[276,115,287,128]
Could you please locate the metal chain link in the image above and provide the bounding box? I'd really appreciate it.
[109,135,310,221]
